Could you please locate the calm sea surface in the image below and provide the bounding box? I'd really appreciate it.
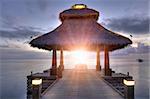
[0,53,149,99]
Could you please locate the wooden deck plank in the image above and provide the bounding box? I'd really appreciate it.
[42,69,123,99]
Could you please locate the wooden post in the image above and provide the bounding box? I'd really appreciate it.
[60,48,64,71]
[50,50,57,76]
[57,66,62,78]
[124,79,135,99]
[58,49,64,78]
[32,79,42,99]
[104,46,111,76]
[32,84,41,99]
[96,48,101,71]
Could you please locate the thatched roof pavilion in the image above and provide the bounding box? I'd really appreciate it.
[30,4,132,76]
[30,4,131,51]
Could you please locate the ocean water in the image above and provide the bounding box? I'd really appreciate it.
[110,54,150,99]
[0,53,149,99]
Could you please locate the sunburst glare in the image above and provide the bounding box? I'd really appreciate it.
[71,50,88,64]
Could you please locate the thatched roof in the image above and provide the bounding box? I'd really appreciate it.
[30,4,132,51]
[60,6,99,21]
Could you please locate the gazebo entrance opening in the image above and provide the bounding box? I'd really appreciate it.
[49,48,110,77]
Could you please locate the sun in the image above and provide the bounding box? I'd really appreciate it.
[71,50,87,64]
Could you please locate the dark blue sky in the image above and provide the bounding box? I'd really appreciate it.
[0,0,149,58]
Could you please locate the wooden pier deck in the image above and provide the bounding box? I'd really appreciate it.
[42,69,123,99]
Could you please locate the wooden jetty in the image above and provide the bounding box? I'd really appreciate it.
[42,69,123,99]
[27,65,134,99]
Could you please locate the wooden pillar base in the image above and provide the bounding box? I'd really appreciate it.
[50,68,57,76]
[62,65,64,71]
[51,50,57,76]
[57,66,62,78]
[59,65,64,71]
[96,65,101,71]
[104,68,112,76]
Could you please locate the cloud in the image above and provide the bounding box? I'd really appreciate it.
[104,16,149,34]
[0,26,43,40]
[24,0,50,13]
[0,14,20,30]
[0,47,50,59]
[36,0,49,11]
[0,45,9,48]
[0,26,44,49]
[111,43,150,56]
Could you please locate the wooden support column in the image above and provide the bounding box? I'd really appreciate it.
[96,48,101,71]
[104,46,111,76]
[60,48,64,71]
[50,50,57,76]
[58,49,64,78]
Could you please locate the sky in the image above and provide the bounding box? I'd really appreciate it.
[0,0,149,59]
